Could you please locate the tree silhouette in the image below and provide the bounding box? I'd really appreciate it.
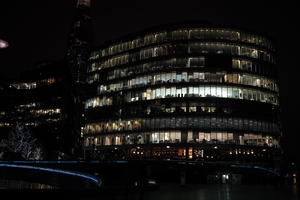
[1,122,44,160]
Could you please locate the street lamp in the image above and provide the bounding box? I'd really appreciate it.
[0,39,9,49]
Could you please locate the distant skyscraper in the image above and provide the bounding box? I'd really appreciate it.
[67,0,91,83]
[65,0,92,157]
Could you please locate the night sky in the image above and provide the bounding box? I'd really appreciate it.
[0,0,299,164]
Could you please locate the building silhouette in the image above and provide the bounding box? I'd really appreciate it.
[67,0,91,84]
[0,61,81,159]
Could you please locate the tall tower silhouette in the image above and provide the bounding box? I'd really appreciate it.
[63,0,92,158]
[67,0,91,83]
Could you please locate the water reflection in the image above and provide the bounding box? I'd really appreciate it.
[142,184,299,200]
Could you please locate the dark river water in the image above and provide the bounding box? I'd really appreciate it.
[94,183,299,200]
[143,184,298,200]
[1,183,299,200]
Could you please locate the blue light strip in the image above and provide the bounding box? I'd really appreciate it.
[90,161,101,163]
[230,164,252,168]
[109,160,128,164]
[230,164,280,176]
[253,165,280,176]
[0,164,101,185]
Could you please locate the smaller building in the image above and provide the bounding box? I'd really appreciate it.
[1,61,82,159]
[0,79,15,139]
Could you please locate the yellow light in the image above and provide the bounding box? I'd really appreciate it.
[148,179,156,185]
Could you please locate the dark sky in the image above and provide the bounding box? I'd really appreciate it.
[0,0,299,164]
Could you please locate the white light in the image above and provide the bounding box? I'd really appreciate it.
[0,39,9,49]
[148,179,156,185]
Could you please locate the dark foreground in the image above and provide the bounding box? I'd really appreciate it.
[2,183,299,200]
[1,160,298,199]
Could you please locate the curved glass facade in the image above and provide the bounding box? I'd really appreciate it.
[84,25,281,162]
[88,42,275,72]
[85,84,278,108]
[96,72,278,93]
[90,28,275,60]
[84,131,279,148]
[84,117,279,135]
